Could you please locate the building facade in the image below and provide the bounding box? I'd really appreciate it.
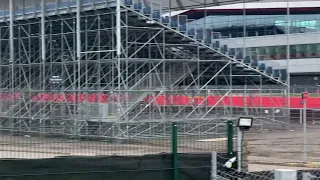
[175,1,320,85]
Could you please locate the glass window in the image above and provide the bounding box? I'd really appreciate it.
[298,44,307,58]
[317,16,320,31]
[249,47,259,60]
[276,46,286,59]
[307,44,316,57]
[290,45,298,58]
[257,47,266,60]
[268,46,276,60]
[250,44,320,61]
[246,16,256,26]
[187,13,320,38]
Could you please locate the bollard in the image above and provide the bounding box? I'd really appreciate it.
[274,169,297,180]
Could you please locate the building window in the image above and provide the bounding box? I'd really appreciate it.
[249,43,320,60]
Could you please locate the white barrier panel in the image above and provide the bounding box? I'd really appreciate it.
[275,169,297,180]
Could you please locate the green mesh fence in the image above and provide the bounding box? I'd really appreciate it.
[0,120,237,180]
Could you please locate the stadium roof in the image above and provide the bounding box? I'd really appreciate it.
[167,0,320,16]
[0,0,318,12]
[160,0,319,10]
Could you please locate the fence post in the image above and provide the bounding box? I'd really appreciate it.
[172,122,178,180]
[211,151,217,180]
[241,138,249,172]
[227,120,234,158]
[237,127,242,172]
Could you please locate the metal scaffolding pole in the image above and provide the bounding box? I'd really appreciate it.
[41,0,46,135]
[116,0,122,135]
[116,0,121,89]
[9,0,14,64]
[9,0,15,134]
[76,0,82,137]
[286,0,291,126]
[0,0,290,139]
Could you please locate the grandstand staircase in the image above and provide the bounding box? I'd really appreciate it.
[122,0,288,85]
[169,63,198,88]
[3,1,290,133]
[106,91,150,121]
[99,62,196,122]
[3,1,288,87]
[124,63,197,89]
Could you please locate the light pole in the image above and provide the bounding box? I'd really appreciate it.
[301,92,308,162]
[237,117,253,172]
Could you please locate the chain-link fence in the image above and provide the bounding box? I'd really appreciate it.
[213,152,320,180]
[232,85,320,173]
[0,120,239,179]
[215,169,320,180]
[0,117,319,180]
[244,110,320,170]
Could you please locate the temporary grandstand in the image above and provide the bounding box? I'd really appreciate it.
[0,0,292,139]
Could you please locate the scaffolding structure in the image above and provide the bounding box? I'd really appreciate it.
[0,0,290,139]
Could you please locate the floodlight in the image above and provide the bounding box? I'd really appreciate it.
[237,117,253,131]
[224,157,236,169]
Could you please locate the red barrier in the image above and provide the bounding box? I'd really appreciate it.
[152,95,320,108]
[31,93,108,103]
[0,93,21,100]
[1,93,320,109]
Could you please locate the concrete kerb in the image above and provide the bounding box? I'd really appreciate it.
[284,162,320,168]
[249,161,320,168]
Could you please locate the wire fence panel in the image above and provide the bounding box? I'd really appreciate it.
[2,119,320,180]
[175,121,237,154]
[0,120,235,158]
[242,121,320,174]
[0,121,233,180]
[0,123,174,158]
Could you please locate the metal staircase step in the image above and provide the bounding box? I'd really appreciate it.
[122,2,288,84]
